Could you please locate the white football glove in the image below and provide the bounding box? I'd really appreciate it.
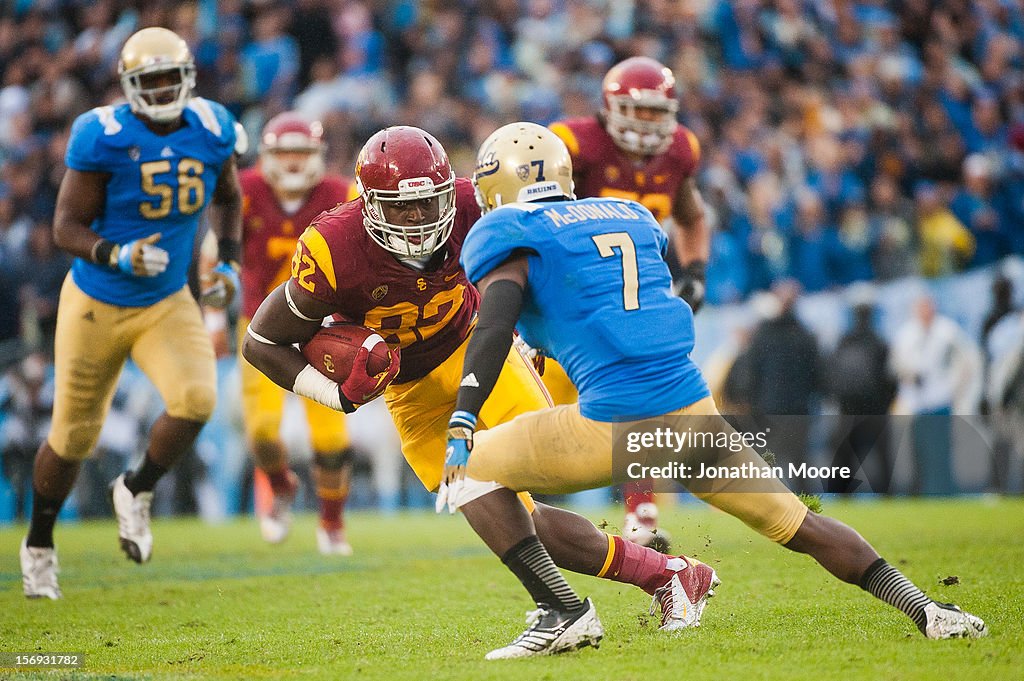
[116,233,169,277]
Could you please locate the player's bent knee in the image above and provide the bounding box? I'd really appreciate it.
[314,447,353,471]
[167,383,217,422]
[51,425,102,462]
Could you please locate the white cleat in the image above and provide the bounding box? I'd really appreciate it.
[485,598,603,660]
[257,471,298,544]
[923,602,988,639]
[316,527,353,556]
[259,495,294,544]
[651,558,720,631]
[21,539,61,600]
[110,474,153,564]
[260,509,292,544]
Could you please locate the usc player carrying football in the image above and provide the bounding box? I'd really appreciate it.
[242,126,725,658]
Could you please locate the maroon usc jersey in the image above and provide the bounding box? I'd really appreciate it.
[290,177,481,384]
[549,116,701,221]
[240,168,356,319]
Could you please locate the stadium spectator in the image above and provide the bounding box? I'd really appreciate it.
[239,5,299,109]
[826,298,897,494]
[12,221,72,352]
[890,295,978,494]
[2,1,1024,305]
[950,154,1013,267]
[985,308,1024,493]
[867,174,916,281]
[914,180,975,277]
[787,188,841,292]
[0,352,52,520]
[982,275,1018,355]
[746,281,822,492]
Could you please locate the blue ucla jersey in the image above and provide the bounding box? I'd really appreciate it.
[462,197,709,422]
[65,99,238,307]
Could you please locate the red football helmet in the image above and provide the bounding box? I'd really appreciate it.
[602,56,679,156]
[259,112,326,194]
[355,126,456,258]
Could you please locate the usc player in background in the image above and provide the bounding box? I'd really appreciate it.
[238,112,360,555]
[549,56,710,551]
[242,126,722,657]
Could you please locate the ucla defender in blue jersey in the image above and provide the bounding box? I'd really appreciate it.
[438,122,987,642]
[20,28,244,599]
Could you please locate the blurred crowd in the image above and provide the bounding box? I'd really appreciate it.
[4,1,1024,316]
[2,0,1024,516]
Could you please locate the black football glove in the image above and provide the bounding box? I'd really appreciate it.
[676,261,707,313]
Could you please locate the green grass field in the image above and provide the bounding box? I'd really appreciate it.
[2,498,1022,680]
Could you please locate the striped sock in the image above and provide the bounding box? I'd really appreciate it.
[859,558,932,632]
[502,536,583,612]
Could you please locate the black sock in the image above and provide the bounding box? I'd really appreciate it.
[26,490,64,548]
[124,454,168,495]
[501,535,583,613]
[859,558,933,633]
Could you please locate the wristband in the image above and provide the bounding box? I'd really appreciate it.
[449,410,478,430]
[292,365,344,411]
[92,239,118,268]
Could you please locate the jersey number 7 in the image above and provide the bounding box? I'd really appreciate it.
[592,232,639,311]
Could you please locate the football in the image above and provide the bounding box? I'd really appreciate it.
[301,323,393,382]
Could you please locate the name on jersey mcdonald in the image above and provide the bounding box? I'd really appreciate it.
[544,200,641,226]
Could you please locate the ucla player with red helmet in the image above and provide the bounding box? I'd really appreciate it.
[549,56,710,550]
[20,28,244,598]
[239,112,360,554]
[242,126,725,658]
[442,121,987,644]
